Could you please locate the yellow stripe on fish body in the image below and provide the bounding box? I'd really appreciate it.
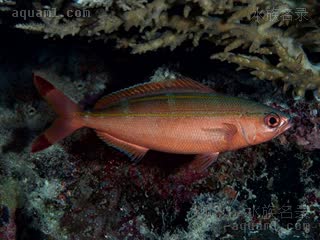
[83,93,267,118]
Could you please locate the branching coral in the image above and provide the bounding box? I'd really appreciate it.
[9,0,320,96]
[0,0,15,12]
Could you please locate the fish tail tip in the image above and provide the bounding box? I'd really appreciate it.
[31,134,52,153]
[33,74,55,96]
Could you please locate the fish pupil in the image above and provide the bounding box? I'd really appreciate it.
[269,117,277,125]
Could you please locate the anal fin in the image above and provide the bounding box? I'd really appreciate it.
[96,131,148,163]
[186,152,219,172]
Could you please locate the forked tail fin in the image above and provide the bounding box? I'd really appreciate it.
[31,74,83,153]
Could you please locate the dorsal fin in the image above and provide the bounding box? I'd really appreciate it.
[94,78,213,110]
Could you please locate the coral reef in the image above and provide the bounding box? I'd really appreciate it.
[3,0,320,96]
[0,1,319,239]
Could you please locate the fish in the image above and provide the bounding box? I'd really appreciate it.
[31,74,292,172]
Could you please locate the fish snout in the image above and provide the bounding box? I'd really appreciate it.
[281,116,293,132]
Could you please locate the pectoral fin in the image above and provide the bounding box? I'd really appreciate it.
[187,152,220,172]
[95,131,148,163]
[202,123,237,146]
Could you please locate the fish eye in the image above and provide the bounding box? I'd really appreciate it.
[264,113,281,128]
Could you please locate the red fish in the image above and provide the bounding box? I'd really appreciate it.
[31,74,292,172]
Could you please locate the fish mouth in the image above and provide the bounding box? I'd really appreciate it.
[275,118,292,138]
[281,117,293,132]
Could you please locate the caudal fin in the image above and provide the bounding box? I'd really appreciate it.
[31,74,83,153]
